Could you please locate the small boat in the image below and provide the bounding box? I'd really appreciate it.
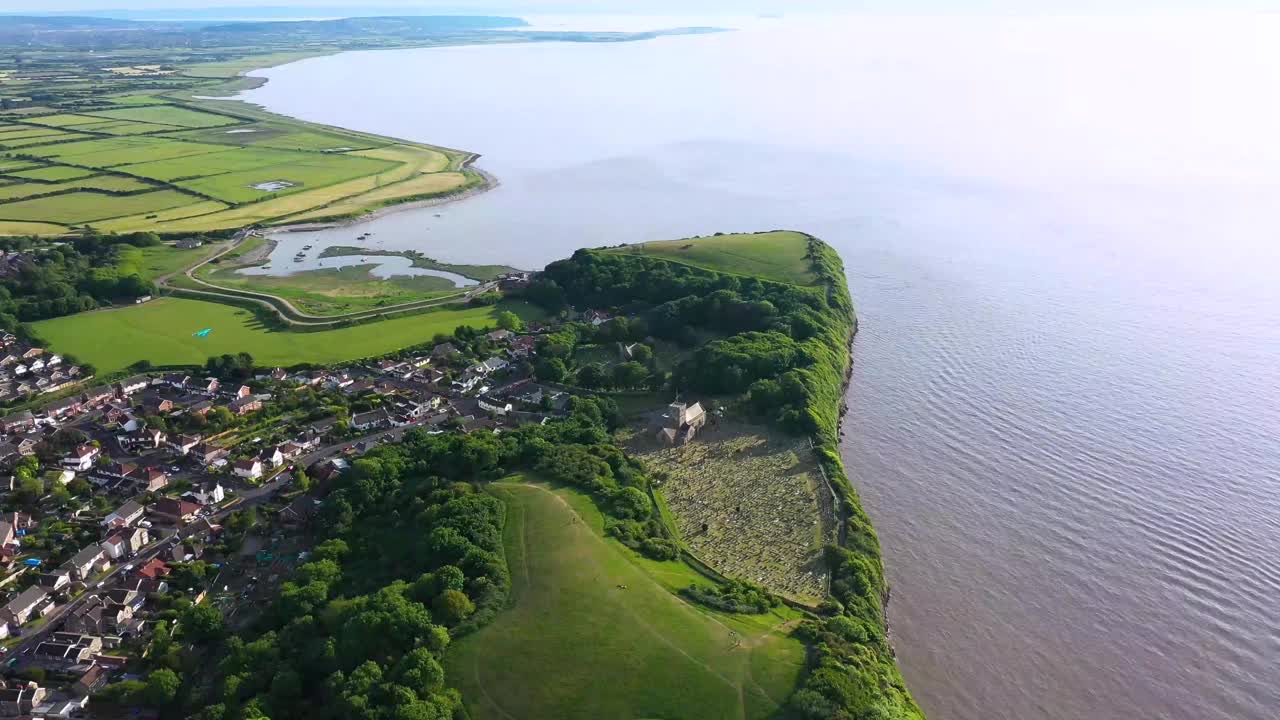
[303,245,313,250]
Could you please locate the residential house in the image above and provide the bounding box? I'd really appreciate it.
[2,585,51,626]
[116,576,168,597]
[33,633,102,667]
[233,458,263,480]
[114,375,150,397]
[61,444,99,472]
[64,545,108,580]
[583,309,613,325]
[191,442,227,465]
[229,396,261,416]
[0,410,33,434]
[123,426,166,451]
[43,397,82,420]
[187,399,214,417]
[72,664,110,695]
[80,385,115,407]
[0,522,14,550]
[0,683,47,716]
[105,589,143,613]
[151,498,200,524]
[168,433,202,456]
[175,238,203,249]
[183,482,225,506]
[134,558,169,580]
[197,377,220,394]
[36,573,70,592]
[93,461,138,488]
[486,329,514,343]
[142,467,168,492]
[100,526,148,559]
[306,417,338,441]
[431,342,461,360]
[102,500,145,529]
[508,335,538,359]
[351,408,393,432]
[263,446,285,468]
[62,596,131,636]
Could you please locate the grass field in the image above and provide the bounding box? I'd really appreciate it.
[202,265,459,316]
[33,297,544,374]
[115,242,227,282]
[446,480,806,720]
[605,231,818,286]
[0,98,474,234]
[0,189,199,224]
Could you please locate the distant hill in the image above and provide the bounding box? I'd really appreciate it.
[201,15,528,34]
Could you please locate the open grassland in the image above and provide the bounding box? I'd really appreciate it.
[116,241,227,282]
[446,480,806,720]
[0,102,476,234]
[33,297,544,374]
[630,422,835,603]
[606,231,819,286]
[0,221,66,235]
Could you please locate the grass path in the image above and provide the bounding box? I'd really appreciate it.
[446,481,805,720]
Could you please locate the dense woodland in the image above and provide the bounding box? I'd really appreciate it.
[0,232,159,330]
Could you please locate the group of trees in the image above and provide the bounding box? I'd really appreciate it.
[680,578,778,614]
[0,231,161,326]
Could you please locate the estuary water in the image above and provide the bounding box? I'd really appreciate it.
[239,14,1280,720]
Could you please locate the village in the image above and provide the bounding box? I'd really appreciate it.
[0,309,646,719]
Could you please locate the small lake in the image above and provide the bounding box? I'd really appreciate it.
[240,232,477,287]
[238,14,1280,720]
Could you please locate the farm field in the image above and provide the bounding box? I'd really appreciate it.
[605,230,818,286]
[630,422,836,603]
[445,480,805,720]
[32,297,545,374]
[0,100,476,234]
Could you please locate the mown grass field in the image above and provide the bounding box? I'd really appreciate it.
[0,98,475,235]
[33,297,544,374]
[605,231,818,286]
[446,480,806,720]
[203,265,459,316]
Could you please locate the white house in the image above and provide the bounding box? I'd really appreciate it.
[233,458,263,480]
[102,501,145,529]
[61,445,99,472]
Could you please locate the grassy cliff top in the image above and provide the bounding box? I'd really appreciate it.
[603,231,819,286]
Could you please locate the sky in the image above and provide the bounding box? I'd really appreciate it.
[8,0,1280,16]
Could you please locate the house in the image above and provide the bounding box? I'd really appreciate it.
[33,633,101,667]
[276,442,303,460]
[80,385,115,407]
[0,683,47,716]
[184,482,225,506]
[310,457,349,484]
[306,416,338,440]
[2,585,51,626]
[0,410,34,434]
[43,397,82,420]
[197,377,220,394]
[188,399,214,417]
[65,545,108,580]
[36,572,70,591]
[61,444,99,472]
[117,576,168,597]
[161,373,190,390]
[233,384,252,398]
[508,335,538,359]
[656,401,708,447]
[44,469,74,486]
[142,467,168,492]
[479,397,514,416]
[102,500,145,529]
[101,526,148,559]
[431,342,461,360]
[168,433,202,455]
[263,446,285,468]
[94,461,138,488]
[233,458,263,480]
[72,664,110,695]
[583,309,613,326]
[63,596,131,636]
[486,329,514,343]
[0,522,14,549]
[151,498,200,524]
[134,557,169,580]
[123,426,166,451]
[191,443,227,465]
[114,375,150,397]
[351,408,393,432]
[229,396,261,416]
[176,238,203,249]
[105,588,143,613]
[166,539,203,563]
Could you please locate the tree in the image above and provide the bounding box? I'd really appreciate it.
[611,361,649,388]
[294,467,311,492]
[432,589,475,626]
[495,310,524,332]
[533,357,567,383]
[180,602,225,644]
[144,668,181,707]
[630,343,654,365]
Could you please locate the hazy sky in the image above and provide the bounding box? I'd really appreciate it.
[10,0,1280,16]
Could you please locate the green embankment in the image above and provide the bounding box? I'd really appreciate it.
[604,231,819,286]
[32,296,543,373]
[446,480,805,720]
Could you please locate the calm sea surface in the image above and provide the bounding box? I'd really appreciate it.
[239,15,1280,720]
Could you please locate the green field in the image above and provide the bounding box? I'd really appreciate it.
[0,97,471,234]
[33,297,544,373]
[116,242,226,282]
[605,231,818,286]
[0,189,198,224]
[202,265,460,316]
[84,104,241,128]
[7,165,98,182]
[446,481,806,720]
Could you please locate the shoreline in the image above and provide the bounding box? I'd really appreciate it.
[269,164,501,235]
